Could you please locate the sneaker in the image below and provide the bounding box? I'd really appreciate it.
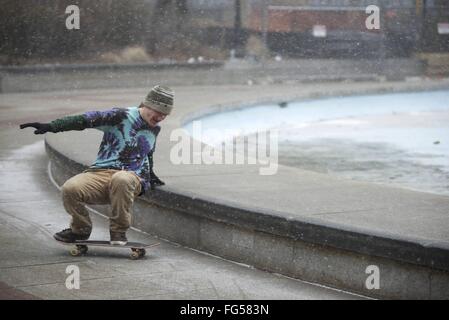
[54,228,90,243]
[110,231,128,245]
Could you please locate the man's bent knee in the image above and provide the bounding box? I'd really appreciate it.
[61,180,80,198]
[110,171,138,189]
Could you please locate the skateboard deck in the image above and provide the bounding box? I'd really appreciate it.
[56,239,160,259]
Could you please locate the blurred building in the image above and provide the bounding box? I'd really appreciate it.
[1,0,447,64]
[186,0,449,57]
[420,0,449,52]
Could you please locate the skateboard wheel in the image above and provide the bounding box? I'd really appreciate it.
[78,245,88,255]
[70,245,88,256]
[130,248,146,260]
[70,248,81,256]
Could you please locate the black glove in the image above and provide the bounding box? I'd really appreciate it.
[148,151,165,190]
[149,168,165,190]
[20,122,53,134]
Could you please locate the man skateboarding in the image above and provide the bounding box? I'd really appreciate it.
[20,85,173,246]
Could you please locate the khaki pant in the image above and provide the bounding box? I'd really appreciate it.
[61,169,142,234]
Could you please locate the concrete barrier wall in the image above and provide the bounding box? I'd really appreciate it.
[0,58,426,93]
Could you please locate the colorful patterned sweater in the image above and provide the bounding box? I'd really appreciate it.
[50,106,160,193]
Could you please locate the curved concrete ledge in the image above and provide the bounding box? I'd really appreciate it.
[44,81,449,299]
[0,61,223,93]
[0,61,222,74]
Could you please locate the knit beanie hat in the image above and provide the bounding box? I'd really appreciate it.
[142,85,174,115]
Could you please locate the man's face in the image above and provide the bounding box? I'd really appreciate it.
[139,105,167,127]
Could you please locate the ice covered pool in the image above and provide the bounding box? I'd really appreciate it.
[184,90,449,195]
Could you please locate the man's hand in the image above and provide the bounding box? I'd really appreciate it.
[150,172,165,190]
[147,150,165,190]
[19,122,53,134]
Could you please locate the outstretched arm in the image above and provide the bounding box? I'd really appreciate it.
[19,108,127,134]
[20,114,91,134]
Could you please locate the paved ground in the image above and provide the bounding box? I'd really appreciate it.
[0,93,360,300]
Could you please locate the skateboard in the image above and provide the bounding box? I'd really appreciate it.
[57,240,160,260]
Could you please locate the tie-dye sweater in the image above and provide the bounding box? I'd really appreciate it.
[50,106,160,193]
